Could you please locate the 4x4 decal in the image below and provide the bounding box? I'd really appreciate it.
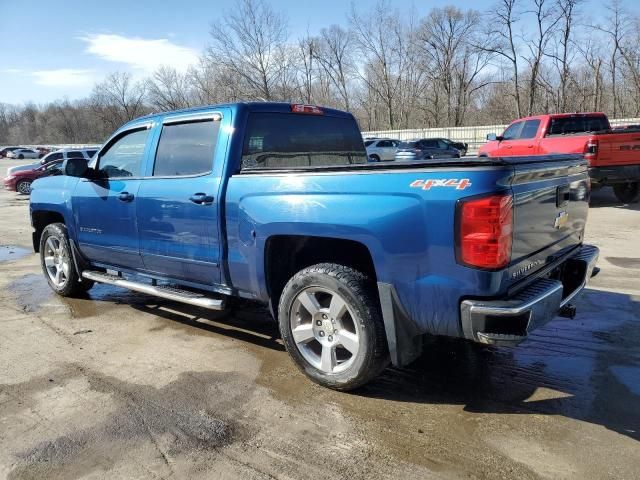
[410,179,472,191]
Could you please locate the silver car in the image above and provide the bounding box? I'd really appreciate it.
[6,148,40,160]
[7,148,99,176]
[364,138,400,162]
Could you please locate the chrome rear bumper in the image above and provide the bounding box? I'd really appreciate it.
[460,244,599,346]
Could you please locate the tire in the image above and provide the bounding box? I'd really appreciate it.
[613,182,640,203]
[278,263,389,391]
[18,154,24,159]
[16,179,32,195]
[370,154,380,162]
[39,223,94,297]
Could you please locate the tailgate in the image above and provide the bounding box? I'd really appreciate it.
[594,131,640,167]
[506,155,589,288]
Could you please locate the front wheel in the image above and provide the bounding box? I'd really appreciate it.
[613,182,640,203]
[40,223,94,297]
[18,154,24,159]
[278,263,389,390]
[16,179,32,195]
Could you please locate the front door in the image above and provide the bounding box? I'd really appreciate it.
[137,113,223,286]
[74,126,152,269]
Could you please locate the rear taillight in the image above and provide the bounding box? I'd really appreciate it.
[584,139,598,160]
[291,104,324,115]
[456,194,513,270]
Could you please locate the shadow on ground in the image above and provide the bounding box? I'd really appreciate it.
[589,186,640,210]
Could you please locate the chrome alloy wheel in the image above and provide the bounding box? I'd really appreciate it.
[290,287,361,374]
[17,181,32,195]
[43,236,70,288]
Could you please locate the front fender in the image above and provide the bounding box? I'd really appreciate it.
[30,176,80,242]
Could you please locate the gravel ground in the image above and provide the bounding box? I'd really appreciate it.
[1,159,639,479]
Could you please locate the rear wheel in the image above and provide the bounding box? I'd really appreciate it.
[613,182,640,203]
[278,263,389,390]
[18,154,24,159]
[369,154,380,162]
[40,223,94,297]
[16,179,32,195]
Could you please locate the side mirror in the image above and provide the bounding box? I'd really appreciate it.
[486,133,497,141]
[63,158,89,177]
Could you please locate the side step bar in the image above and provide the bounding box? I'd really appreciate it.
[82,271,225,310]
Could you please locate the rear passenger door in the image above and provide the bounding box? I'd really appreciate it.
[137,112,225,286]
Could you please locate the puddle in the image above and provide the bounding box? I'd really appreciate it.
[7,274,57,313]
[0,245,30,262]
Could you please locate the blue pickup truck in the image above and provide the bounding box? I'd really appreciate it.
[29,102,599,390]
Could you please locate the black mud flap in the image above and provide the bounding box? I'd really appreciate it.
[377,282,423,367]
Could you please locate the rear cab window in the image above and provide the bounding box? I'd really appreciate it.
[547,115,610,135]
[240,113,366,171]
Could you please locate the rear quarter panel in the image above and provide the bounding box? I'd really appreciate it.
[225,166,513,338]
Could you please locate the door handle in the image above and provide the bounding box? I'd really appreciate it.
[190,193,214,205]
[506,145,512,149]
[118,192,134,202]
[527,144,534,148]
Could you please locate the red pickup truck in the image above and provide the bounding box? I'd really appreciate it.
[479,113,640,203]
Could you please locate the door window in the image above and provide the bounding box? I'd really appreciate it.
[153,120,220,177]
[44,152,63,162]
[378,140,392,148]
[97,128,150,178]
[519,120,541,139]
[502,122,524,140]
[437,140,449,149]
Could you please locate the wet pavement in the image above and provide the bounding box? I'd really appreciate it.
[1,169,639,479]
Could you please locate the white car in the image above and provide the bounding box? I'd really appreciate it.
[6,148,40,160]
[364,138,400,162]
[6,148,99,176]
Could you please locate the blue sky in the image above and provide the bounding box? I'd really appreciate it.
[0,0,636,104]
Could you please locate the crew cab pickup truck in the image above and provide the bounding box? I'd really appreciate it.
[29,102,599,390]
[479,112,640,203]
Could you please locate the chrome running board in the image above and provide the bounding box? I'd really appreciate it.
[82,270,225,310]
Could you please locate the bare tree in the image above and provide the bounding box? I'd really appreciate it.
[206,0,289,100]
[418,7,494,126]
[592,0,629,117]
[312,25,356,111]
[350,1,410,129]
[522,0,561,115]
[548,0,582,111]
[478,0,523,117]
[90,72,148,131]
[146,66,193,111]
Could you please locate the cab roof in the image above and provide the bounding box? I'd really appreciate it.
[122,102,353,130]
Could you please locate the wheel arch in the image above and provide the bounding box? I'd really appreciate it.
[31,210,66,253]
[264,235,378,313]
